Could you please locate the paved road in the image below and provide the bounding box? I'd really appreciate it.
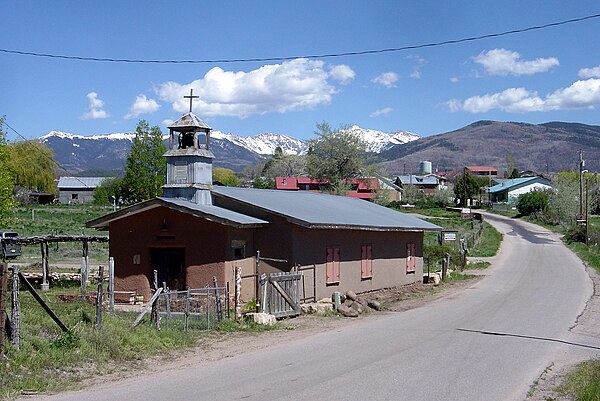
[32,213,600,401]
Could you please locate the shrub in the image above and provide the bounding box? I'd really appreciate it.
[516,191,549,217]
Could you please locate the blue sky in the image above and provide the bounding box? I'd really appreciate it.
[1,1,599,141]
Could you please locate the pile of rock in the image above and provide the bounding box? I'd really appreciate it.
[300,298,335,314]
[337,290,381,317]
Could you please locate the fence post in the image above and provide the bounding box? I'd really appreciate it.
[235,266,241,323]
[40,242,49,291]
[184,289,190,332]
[80,256,87,301]
[0,263,7,356]
[11,265,20,351]
[163,282,170,329]
[108,257,114,311]
[213,276,223,322]
[95,266,104,331]
[259,273,268,314]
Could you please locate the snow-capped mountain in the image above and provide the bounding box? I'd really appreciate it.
[39,125,419,174]
[211,131,308,155]
[343,125,420,153]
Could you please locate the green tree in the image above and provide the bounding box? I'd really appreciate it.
[262,146,305,179]
[7,141,57,193]
[305,122,367,186]
[509,168,521,179]
[516,191,549,217]
[454,173,480,207]
[93,177,123,206]
[213,167,240,187]
[0,117,16,220]
[120,120,166,204]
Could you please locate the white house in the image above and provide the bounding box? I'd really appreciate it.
[487,176,552,203]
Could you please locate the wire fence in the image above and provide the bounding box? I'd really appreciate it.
[154,286,229,331]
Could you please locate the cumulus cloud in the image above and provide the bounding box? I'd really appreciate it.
[579,65,600,79]
[329,64,355,85]
[473,48,559,76]
[124,94,160,119]
[447,78,600,113]
[81,92,109,120]
[163,119,174,127]
[372,72,399,88]
[450,77,460,83]
[156,59,343,118]
[370,107,393,117]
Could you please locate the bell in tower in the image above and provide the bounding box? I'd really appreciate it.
[162,89,215,205]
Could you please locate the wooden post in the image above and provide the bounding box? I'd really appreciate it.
[80,256,87,302]
[40,242,49,291]
[184,289,190,332]
[235,266,242,323]
[0,263,7,355]
[108,257,115,311]
[82,241,89,285]
[255,251,260,312]
[11,265,20,351]
[95,266,104,331]
[19,273,69,332]
[163,282,170,329]
[213,276,223,322]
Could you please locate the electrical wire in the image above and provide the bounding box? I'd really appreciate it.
[0,13,598,64]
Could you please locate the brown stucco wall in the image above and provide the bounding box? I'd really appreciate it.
[108,207,255,300]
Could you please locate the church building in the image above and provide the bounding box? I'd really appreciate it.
[87,97,439,302]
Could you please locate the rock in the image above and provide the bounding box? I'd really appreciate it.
[249,312,276,326]
[343,299,354,307]
[340,294,347,303]
[423,273,441,286]
[367,299,382,311]
[301,302,334,314]
[337,304,359,317]
[317,297,333,303]
[355,297,369,308]
[350,301,364,314]
[346,290,357,301]
[301,303,317,314]
[314,303,333,313]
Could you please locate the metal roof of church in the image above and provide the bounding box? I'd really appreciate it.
[86,197,267,229]
[212,187,440,231]
[167,112,211,130]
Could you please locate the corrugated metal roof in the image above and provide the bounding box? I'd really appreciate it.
[167,113,211,130]
[487,176,552,194]
[86,197,268,229]
[396,175,440,185]
[57,177,112,189]
[213,187,440,231]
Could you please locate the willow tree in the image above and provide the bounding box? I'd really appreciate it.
[0,117,15,219]
[7,141,57,194]
[120,120,166,204]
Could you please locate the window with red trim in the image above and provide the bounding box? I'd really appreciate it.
[326,247,340,284]
[406,241,416,273]
[361,244,372,279]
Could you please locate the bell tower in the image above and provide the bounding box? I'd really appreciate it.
[162,89,214,204]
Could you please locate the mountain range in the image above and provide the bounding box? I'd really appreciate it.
[39,120,600,177]
[39,126,419,175]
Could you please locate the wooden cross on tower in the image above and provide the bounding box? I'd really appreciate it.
[184,89,199,113]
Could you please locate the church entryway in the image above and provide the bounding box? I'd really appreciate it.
[151,247,186,291]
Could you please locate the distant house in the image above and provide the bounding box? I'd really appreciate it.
[87,110,439,303]
[466,166,498,177]
[57,177,112,204]
[487,176,553,203]
[275,176,399,201]
[394,174,447,195]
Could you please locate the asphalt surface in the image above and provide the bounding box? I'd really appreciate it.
[30,213,600,401]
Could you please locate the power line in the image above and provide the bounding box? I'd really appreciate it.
[1,119,93,188]
[1,13,599,64]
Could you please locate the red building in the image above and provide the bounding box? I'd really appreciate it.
[275,176,381,201]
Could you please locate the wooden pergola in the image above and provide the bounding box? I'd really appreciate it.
[2,235,109,290]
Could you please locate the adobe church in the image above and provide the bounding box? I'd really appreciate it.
[87,96,439,302]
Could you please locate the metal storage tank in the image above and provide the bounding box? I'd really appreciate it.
[419,161,432,175]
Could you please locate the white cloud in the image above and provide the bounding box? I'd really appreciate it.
[156,58,340,118]
[124,94,160,119]
[473,48,559,76]
[372,72,399,88]
[81,92,109,120]
[450,77,460,83]
[370,107,393,117]
[447,78,600,113]
[579,65,600,79]
[163,119,174,127]
[329,64,355,85]
[407,55,426,79]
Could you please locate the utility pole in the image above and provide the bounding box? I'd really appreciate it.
[579,150,585,221]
